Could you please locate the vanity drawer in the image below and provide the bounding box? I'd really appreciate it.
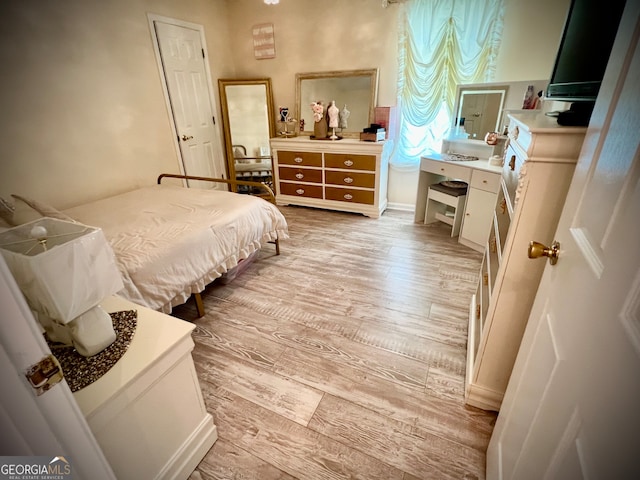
[421,158,472,182]
[325,187,375,205]
[325,170,375,189]
[278,167,322,184]
[325,153,376,171]
[277,150,322,167]
[279,182,323,199]
[471,170,501,193]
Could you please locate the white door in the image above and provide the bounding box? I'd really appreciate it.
[487,4,640,479]
[0,257,116,479]
[153,20,223,187]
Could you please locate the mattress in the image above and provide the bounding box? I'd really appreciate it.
[63,185,288,313]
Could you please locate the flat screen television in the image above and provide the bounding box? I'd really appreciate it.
[545,0,626,125]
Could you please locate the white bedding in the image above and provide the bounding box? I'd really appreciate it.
[63,185,288,313]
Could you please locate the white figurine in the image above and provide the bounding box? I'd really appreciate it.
[339,104,350,129]
[328,100,339,128]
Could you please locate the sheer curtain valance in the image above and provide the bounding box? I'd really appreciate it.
[389,0,505,171]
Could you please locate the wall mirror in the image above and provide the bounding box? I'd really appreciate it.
[295,69,378,139]
[452,85,508,139]
[218,78,275,192]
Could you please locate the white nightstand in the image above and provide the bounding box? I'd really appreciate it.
[73,295,217,480]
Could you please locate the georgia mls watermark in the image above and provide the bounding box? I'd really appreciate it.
[0,456,72,480]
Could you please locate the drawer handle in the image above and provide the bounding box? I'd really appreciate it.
[482,180,487,184]
[509,155,516,171]
[513,126,519,140]
[344,159,354,167]
[483,273,488,286]
[343,177,354,184]
[294,156,303,163]
[296,188,305,195]
[440,168,445,172]
[343,193,353,200]
[500,199,507,214]
[295,172,304,179]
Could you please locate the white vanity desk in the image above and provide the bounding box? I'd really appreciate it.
[414,152,502,252]
[73,295,217,480]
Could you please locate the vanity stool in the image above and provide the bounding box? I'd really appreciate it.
[424,181,468,237]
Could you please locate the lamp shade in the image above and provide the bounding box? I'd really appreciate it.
[0,218,123,324]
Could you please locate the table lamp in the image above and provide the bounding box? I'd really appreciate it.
[0,217,124,357]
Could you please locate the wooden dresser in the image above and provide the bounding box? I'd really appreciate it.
[270,137,388,217]
[465,112,586,411]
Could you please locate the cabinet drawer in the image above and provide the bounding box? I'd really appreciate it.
[279,182,323,199]
[421,158,472,182]
[278,167,322,184]
[325,187,374,205]
[325,153,376,171]
[325,170,375,188]
[277,150,322,167]
[471,170,501,193]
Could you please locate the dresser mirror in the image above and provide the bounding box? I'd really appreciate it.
[452,84,508,140]
[295,69,378,139]
[218,78,276,192]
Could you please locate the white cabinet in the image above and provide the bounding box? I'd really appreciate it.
[465,113,586,411]
[73,296,217,480]
[415,153,502,251]
[459,168,502,249]
[270,137,387,218]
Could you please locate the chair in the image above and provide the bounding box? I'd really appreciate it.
[424,181,468,237]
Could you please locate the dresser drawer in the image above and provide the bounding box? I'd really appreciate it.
[470,169,501,193]
[325,187,374,205]
[421,158,472,182]
[278,167,322,184]
[325,153,376,171]
[279,182,323,199]
[277,150,322,167]
[325,170,375,189]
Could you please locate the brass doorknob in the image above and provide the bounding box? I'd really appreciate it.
[528,240,560,265]
[181,134,194,141]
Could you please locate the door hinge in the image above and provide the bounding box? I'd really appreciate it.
[25,354,64,396]
[212,116,216,125]
[202,48,205,59]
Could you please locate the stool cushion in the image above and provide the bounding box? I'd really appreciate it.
[429,182,468,197]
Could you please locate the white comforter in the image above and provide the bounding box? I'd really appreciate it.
[63,185,288,313]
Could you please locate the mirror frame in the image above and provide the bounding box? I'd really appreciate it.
[452,84,509,137]
[295,69,378,139]
[218,78,276,188]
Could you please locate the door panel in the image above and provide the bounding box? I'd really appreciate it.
[487,4,640,479]
[154,21,223,187]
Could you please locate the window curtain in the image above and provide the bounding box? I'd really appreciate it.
[389,0,505,172]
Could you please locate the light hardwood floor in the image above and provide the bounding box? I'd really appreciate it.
[172,205,497,480]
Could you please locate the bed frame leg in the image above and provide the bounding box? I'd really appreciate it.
[194,292,205,318]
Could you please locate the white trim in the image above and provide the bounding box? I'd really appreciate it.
[386,202,415,212]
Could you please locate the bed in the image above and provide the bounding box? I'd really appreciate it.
[2,174,289,317]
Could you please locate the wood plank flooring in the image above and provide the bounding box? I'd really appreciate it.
[172,205,497,480]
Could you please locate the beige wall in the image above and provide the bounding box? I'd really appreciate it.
[0,0,233,209]
[0,0,570,211]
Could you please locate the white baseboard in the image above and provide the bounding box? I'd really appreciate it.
[386,202,415,212]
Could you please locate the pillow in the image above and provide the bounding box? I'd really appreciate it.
[10,194,75,225]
